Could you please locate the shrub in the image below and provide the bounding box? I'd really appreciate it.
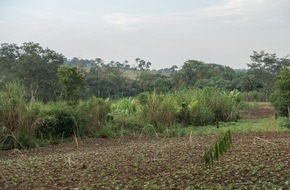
[0,81,26,134]
[37,102,77,138]
[95,125,117,138]
[158,96,178,126]
[77,96,111,137]
[277,117,290,129]
[111,87,242,130]
[241,91,264,102]
[0,81,36,149]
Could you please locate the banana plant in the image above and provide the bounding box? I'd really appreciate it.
[204,130,232,169]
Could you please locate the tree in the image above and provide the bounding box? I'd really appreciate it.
[137,71,172,93]
[274,67,290,118]
[0,42,64,102]
[95,58,104,67]
[246,51,289,101]
[0,43,20,83]
[173,60,237,89]
[57,66,85,105]
[84,65,129,99]
[135,58,151,70]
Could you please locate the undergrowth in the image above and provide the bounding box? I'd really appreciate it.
[0,82,288,150]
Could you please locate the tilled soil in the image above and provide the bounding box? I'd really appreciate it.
[1,132,290,189]
[240,106,275,120]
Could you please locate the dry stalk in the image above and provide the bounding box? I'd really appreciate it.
[255,136,278,146]
[189,131,193,146]
[73,131,79,149]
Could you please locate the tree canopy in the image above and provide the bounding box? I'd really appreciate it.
[0,42,64,102]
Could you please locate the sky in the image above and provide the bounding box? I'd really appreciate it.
[0,0,290,69]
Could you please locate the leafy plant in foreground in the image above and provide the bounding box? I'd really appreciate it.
[204,130,232,169]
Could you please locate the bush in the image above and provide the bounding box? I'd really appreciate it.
[111,87,242,130]
[0,81,26,135]
[271,91,289,118]
[174,87,240,126]
[241,91,265,102]
[37,102,77,138]
[77,96,111,137]
[277,117,290,128]
[0,81,38,149]
[95,125,117,138]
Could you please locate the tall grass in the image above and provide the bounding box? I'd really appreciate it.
[0,81,113,150]
[0,82,254,150]
[77,96,111,136]
[0,81,40,149]
[110,87,242,133]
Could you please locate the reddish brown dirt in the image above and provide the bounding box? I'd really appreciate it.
[1,133,290,189]
[240,106,275,120]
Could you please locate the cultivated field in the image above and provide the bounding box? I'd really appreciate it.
[1,104,290,189]
[1,131,290,189]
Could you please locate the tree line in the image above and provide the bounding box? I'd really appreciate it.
[0,42,290,103]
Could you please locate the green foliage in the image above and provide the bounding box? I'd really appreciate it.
[204,130,232,169]
[174,88,241,126]
[37,102,77,138]
[277,117,290,129]
[241,90,264,102]
[145,91,162,127]
[273,67,290,118]
[0,42,64,102]
[57,66,85,105]
[36,98,110,139]
[77,97,111,136]
[173,60,236,90]
[110,87,241,134]
[0,81,27,149]
[246,51,290,101]
[111,97,136,115]
[95,125,117,138]
[84,65,130,99]
[158,96,178,126]
[137,92,150,105]
[0,81,26,130]
[0,81,44,149]
[136,71,172,93]
[110,97,142,130]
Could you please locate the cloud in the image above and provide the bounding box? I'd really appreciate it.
[102,13,147,31]
[167,0,289,25]
[0,20,5,24]
[100,0,289,32]
[196,0,263,18]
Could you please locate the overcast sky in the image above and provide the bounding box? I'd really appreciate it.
[0,0,289,69]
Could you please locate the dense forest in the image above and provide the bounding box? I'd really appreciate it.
[1,42,289,102]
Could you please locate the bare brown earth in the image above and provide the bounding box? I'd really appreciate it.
[240,105,275,120]
[1,132,290,190]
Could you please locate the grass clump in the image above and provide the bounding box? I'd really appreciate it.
[96,125,117,138]
[0,81,39,149]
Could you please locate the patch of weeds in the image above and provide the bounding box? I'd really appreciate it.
[96,125,117,138]
[277,117,290,129]
[140,124,158,137]
[117,128,131,137]
[164,125,187,137]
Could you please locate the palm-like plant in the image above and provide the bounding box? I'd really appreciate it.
[204,130,232,169]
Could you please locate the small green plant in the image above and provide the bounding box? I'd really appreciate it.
[96,125,117,138]
[277,117,290,128]
[204,130,232,169]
